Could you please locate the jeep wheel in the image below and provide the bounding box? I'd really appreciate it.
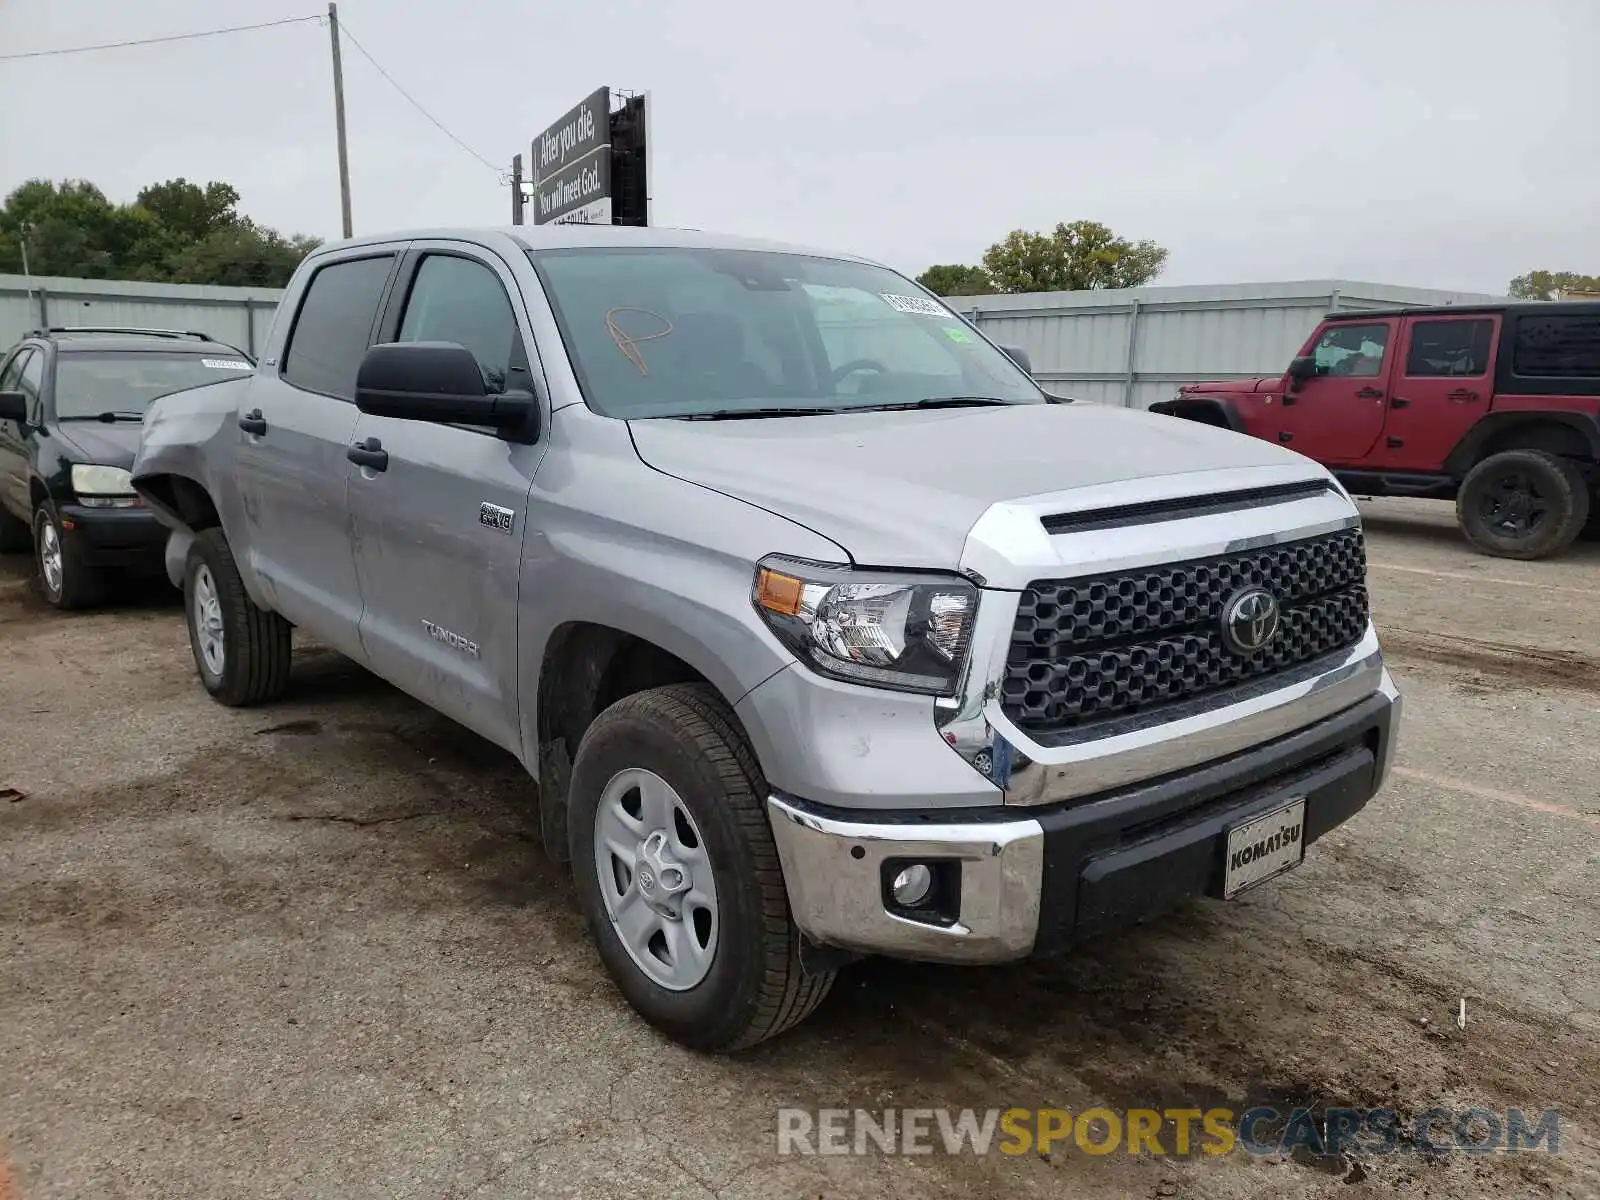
[568,683,834,1051]
[183,528,292,706]
[33,504,105,609]
[1456,450,1591,560]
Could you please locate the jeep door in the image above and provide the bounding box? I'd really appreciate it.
[345,243,548,754]
[1374,314,1499,471]
[234,249,401,659]
[1276,318,1396,463]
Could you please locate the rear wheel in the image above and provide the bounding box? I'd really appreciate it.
[33,504,105,609]
[1455,450,1590,560]
[568,683,835,1051]
[183,528,292,705]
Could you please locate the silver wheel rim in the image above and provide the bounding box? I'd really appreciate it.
[191,564,226,676]
[38,519,63,598]
[593,768,719,991]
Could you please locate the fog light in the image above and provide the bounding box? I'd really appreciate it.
[891,864,934,907]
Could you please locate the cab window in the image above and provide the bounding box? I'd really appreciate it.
[1404,319,1494,377]
[18,350,45,422]
[1312,323,1389,378]
[396,255,524,393]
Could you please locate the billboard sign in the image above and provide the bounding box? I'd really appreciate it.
[533,87,611,224]
[525,86,648,226]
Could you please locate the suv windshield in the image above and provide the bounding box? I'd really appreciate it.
[528,247,1043,418]
[54,351,253,419]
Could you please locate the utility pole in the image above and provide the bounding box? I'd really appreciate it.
[328,2,353,238]
[17,222,37,327]
[511,154,525,225]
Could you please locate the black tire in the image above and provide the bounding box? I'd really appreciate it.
[1455,450,1591,560]
[183,528,292,706]
[568,683,835,1051]
[0,505,29,553]
[33,503,105,609]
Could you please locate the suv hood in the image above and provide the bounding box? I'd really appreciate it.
[1182,376,1278,394]
[52,420,142,468]
[629,404,1316,569]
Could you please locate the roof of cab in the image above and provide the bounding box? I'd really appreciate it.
[306,224,884,266]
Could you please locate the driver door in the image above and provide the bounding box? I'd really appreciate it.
[1277,318,1396,463]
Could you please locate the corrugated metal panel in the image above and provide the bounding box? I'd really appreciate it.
[958,279,1505,406]
[0,274,283,358]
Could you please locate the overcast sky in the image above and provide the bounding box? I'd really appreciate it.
[1,0,1595,294]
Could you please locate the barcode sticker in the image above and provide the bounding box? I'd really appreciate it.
[201,358,252,370]
[880,293,948,317]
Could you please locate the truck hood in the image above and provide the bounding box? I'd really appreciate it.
[52,420,142,468]
[1182,376,1278,395]
[628,403,1314,569]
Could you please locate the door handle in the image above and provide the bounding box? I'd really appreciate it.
[1447,389,1480,403]
[1390,397,1410,409]
[347,437,388,472]
[1278,431,1294,443]
[238,408,267,435]
[1355,386,1384,399]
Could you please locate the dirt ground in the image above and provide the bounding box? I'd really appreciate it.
[1,497,1596,1199]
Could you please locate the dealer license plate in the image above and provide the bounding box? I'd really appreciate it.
[1223,799,1306,899]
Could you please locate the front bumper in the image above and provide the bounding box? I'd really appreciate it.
[768,670,1400,964]
[59,503,167,569]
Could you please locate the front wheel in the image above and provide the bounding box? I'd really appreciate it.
[183,528,292,705]
[33,504,105,609]
[1455,450,1590,560]
[568,683,835,1051]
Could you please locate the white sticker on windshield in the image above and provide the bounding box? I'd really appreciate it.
[880,293,948,317]
[201,358,252,370]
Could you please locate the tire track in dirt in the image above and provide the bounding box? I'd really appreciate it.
[1379,626,1600,694]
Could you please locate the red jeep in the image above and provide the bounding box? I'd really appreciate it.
[1152,302,1600,559]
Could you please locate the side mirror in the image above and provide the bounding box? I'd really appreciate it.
[355,342,538,441]
[0,390,26,423]
[1287,356,1317,383]
[999,344,1033,375]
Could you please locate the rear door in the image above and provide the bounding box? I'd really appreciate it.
[1276,318,1397,463]
[1377,314,1499,471]
[346,242,548,754]
[234,249,401,658]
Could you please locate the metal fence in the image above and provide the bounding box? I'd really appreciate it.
[0,273,284,357]
[959,279,1504,409]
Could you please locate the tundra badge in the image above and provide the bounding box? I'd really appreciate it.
[479,502,516,534]
[422,620,480,658]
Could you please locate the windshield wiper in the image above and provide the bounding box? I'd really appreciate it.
[848,396,1013,413]
[59,411,145,423]
[676,406,843,421]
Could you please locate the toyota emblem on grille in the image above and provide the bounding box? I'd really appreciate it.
[1221,587,1280,655]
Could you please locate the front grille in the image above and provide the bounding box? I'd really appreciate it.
[1002,528,1368,734]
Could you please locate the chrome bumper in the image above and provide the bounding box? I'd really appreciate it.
[769,669,1401,964]
[766,794,1045,964]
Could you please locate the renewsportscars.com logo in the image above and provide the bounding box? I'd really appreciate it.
[776,1106,1562,1158]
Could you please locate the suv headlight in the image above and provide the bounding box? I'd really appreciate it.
[752,556,977,696]
[70,464,138,508]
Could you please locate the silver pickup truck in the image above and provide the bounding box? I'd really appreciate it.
[132,226,1401,1050]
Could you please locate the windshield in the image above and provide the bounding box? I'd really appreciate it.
[528,247,1044,418]
[54,351,253,418]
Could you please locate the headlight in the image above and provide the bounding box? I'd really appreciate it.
[752,556,977,696]
[70,464,137,507]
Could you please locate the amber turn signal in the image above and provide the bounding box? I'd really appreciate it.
[755,568,804,617]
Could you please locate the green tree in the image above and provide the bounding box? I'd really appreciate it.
[981,220,1169,294]
[1507,270,1600,301]
[916,263,994,297]
[0,177,319,287]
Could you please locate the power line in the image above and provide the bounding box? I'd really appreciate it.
[335,20,500,174]
[0,16,322,63]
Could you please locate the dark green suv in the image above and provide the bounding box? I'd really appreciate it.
[0,327,253,608]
